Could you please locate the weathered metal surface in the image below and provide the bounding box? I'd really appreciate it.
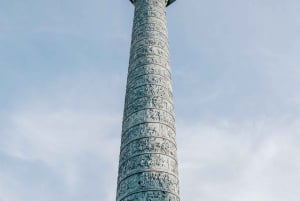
[116,0,180,200]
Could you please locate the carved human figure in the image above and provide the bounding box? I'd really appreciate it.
[117,0,179,201]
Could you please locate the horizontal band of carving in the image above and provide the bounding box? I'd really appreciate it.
[132,27,168,43]
[125,83,172,101]
[129,50,169,65]
[125,84,173,106]
[135,4,166,12]
[126,74,171,92]
[123,107,175,122]
[128,70,171,88]
[131,30,168,46]
[129,55,169,71]
[124,99,172,113]
[130,44,169,57]
[126,77,172,91]
[132,17,168,29]
[131,37,169,54]
[117,153,178,177]
[121,121,176,142]
[121,122,176,148]
[130,44,169,60]
[120,134,177,154]
[129,57,170,73]
[134,7,165,17]
[118,168,179,186]
[133,22,167,38]
[126,81,172,92]
[118,153,178,174]
[127,72,171,86]
[132,35,168,46]
[124,95,174,119]
[122,109,175,136]
[117,171,179,200]
[133,20,166,35]
[118,190,180,201]
[127,68,170,80]
[134,10,166,25]
[118,152,178,170]
[133,19,167,32]
[131,38,169,54]
[134,0,167,11]
[135,0,167,7]
[127,67,171,86]
[134,6,165,18]
[128,59,171,73]
[129,52,169,65]
[124,94,173,110]
[130,48,169,64]
[119,136,177,164]
[134,5,165,19]
[118,152,178,171]
[119,138,177,168]
[123,107,174,126]
[133,0,167,12]
[134,5,167,17]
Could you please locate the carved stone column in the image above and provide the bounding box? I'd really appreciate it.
[116,0,179,201]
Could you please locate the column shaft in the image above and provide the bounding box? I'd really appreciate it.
[116,0,180,200]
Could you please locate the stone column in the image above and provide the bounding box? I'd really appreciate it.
[116,0,179,201]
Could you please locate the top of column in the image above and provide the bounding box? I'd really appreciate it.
[129,0,176,7]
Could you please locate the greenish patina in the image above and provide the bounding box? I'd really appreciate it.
[116,0,180,200]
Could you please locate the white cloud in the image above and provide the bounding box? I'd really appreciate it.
[1,109,120,201]
[177,117,300,201]
[0,70,122,201]
[1,0,300,201]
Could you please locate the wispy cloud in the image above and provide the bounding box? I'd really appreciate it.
[177,117,300,201]
[1,0,300,201]
[0,70,122,201]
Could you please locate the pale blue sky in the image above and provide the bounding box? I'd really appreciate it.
[1,0,300,201]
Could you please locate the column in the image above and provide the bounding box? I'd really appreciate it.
[116,0,179,200]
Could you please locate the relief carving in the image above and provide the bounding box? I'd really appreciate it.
[135,0,166,11]
[131,31,168,47]
[129,55,170,72]
[132,26,168,43]
[130,39,169,56]
[126,74,171,92]
[119,191,180,201]
[118,153,178,182]
[117,0,180,200]
[134,9,166,24]
[121,123,176,148]
[119,136,177,163]
[117,172,179,200]
[125,84,173,106]
[122,108,175,132]
[130,46,169,62]
[127,64,171,82]
[133,21,167,38]
[124,96,174,119]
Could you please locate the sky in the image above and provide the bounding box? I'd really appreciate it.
[1,0,300,201]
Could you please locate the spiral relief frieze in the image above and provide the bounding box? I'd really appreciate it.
[121,123,176,148]
[119,191,180,201]
[116,0,179,200]
[124,96,174,120]
[127,64,171,82]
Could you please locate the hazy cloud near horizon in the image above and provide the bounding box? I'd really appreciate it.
[1,0,300,201]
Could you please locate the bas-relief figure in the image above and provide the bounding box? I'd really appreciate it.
[116,0,179,201]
